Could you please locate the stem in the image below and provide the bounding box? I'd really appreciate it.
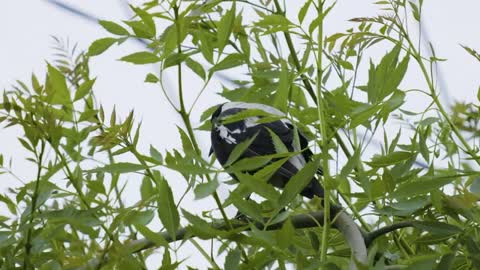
[314,0,332,266]
[364,221,414,247]
[272,0,317,101]
[189,238,220,269]
[23,141,45,270]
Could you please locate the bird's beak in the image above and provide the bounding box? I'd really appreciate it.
[208,146,214,156]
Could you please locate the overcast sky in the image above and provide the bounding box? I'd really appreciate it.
[1,1,479,268]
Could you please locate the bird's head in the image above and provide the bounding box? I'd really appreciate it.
[210,103,225,127]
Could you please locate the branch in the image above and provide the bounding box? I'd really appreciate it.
[364,221,415,247]
[77,209,367,270]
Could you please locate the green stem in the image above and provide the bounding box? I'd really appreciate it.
[23,141,45,270]
[189,238,221,269]
[314,1,331,265]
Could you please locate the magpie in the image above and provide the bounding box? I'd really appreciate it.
[210,102,324,199]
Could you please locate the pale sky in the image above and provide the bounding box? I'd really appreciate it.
[1,1,479,268]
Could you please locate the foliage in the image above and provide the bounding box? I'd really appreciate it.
[1,0,480,269]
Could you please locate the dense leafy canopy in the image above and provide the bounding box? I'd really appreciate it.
[1,1,480,269]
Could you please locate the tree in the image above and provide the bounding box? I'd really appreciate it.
[1,0,480,269]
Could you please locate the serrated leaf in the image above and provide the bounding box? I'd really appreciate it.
[367,151,415,167]
[182,209,229,239]
[136,224,168,246]
[185,58,206,80]
[236,173,280,202]
[229,192,264,222]
[412,221,462,235]
[392,175,459,198]
[274,60,290,112]
[224,248,241,270]
[194,179,219,200]
[149,145,163,164]
[266,128,289,154]
[224,133,258,166]
[145,73,159,83]
[157,179,180,240]
[120,51,160,64]
[217,2,236,55]
[74,79,95,101]
[209,53,245,76]
[99,20,129,35]
[124,210,154,226]
[298,0,312,24]
[278,158,320,209]
[90,162,148,173]
[47,64,71,105]
[87,37,117,56]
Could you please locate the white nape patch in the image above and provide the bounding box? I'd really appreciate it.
[244,116,260,128]
[221,102,293,127]
[222,102,284,116]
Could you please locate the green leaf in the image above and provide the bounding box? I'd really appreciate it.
[392,175,460,198]
[412,221,463,235]
[236,173,280,202]
[254,157,289,180]
[130,5,156,37]
[209,53,245,76]
[120,51,160,64]
[87,37,117,56]
[298,0,312,24]
[278,158,320,209]
[145,73,159,83]
[74,79,95,101]
[182,209,229,239]
[185,58,206,80]
[224,133,258,166]
[46,64,71,105]
[274,60,290,112]
[409,1,421,21]
[0,194,16,215]
[217,2,236,55]
[367,151,415,167]
[149,145,163,164]
[226,156,272,173]
[141,176,155,201]
[194,179,219,200]
[350,104,379,128]
[157,178,180,240]
[135,224,168,246]
[90,162,149,174]
[177,126,194,155]
[124,210,154,226]
[266,128,289,154]
[229,192,264,222]
[124,20,155,39]
[224,248,241,270]
[255,14,293,34]
[99,20,129,35]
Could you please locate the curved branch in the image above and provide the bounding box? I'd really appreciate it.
[364,221,415,247]
[77,209,367,270]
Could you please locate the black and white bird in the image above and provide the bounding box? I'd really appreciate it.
[210,102,324,199]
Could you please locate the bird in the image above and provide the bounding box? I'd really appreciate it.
[210,102,324,199]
